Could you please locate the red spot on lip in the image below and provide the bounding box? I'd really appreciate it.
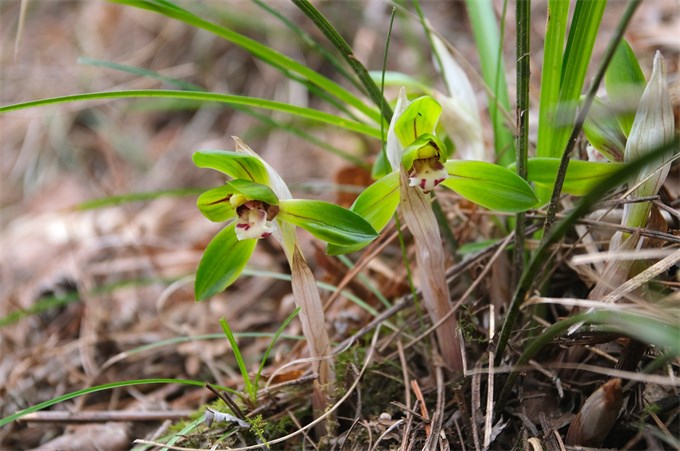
[261,232,272,238]
[419,179,426,189]
[434,178,445,186]
[236,223,250,230]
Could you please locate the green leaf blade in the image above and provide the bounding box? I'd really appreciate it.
[278,199,378,247]
[0,90,382,139]
[442,161,538,212]
[195,223,258,300]
[520,158,624,196]
[549,0,607,158]
[110,0,381,123]
[327,171,400,255]
[536,0,569,158]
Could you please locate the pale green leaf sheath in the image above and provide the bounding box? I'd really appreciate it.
[621,52,676,236]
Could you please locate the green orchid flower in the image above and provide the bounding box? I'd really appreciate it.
[193,137,378,300]
[193,137,379,419]
[328,89,538,255]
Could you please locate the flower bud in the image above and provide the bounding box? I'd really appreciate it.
[565,378,623,447]
[623,51,676,230]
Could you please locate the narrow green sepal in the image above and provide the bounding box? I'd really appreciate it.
[192,150,270,184]
[394,95,442,147]
[197,185,237,222]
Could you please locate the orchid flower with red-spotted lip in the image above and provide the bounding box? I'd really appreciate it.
[192,138,377,300]
[327,89,538,256]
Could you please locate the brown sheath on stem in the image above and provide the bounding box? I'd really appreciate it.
[399,170,464,374]
[291,247,335,435]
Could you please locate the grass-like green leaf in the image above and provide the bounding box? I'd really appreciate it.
[254,307,300,392]
[464,0,515,166]
[291,0,392,123]
[253,0,362,93]
[497,308,680,413]
[536,0,569,158]
[368,71,432,94]
[514,158,624,196]
[442,160,538,212]
[111,0,381,123]
[604,39,646,136]
[0,378,221,428]
[192,150,269,184]
[0,90,382,139]
[278,199,378,247]
[78,56,205,91]
[547,0,607,159]
[195,223,258,300]
[77,188,203,210]
[495,137,679,372]
[219,317,255,402]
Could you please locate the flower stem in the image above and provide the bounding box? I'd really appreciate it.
[399,171,463,374]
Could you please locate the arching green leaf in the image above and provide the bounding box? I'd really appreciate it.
[278,199,378,247]
[442,161,538,212]
[192,150,269,184]
[195,223,258,300]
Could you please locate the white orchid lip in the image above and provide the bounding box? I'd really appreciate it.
[234,201,275,240]
[409,157,447,193]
